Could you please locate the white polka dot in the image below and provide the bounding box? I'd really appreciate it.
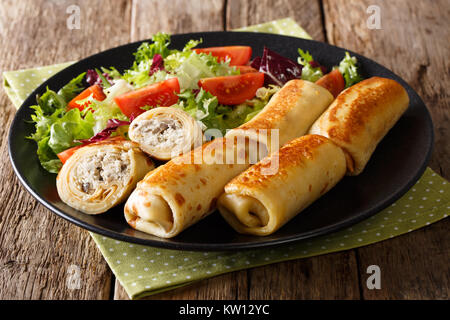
[302,250,308,254]
[436,199,441,202]
[439,190,444,193]
[429,214,434,217]
[31,73,36,77]
[136,256,141,260]
[152,278,157,281]
[405,204,410,208]
[122,252,127,256]
[411,220,416,223]
[143,248,147,252]
[193,268,197,272]
[158,271,163,274]
[206,271,211,274]
[186,275,191,279]
[124,273,129,276]
[357,238,363,242]
[212,263,216,267]
[264,257,270,260]
[428,181,433,184]
[116,260,121,264]
[150,260,154,263]
[172,273,177,276]
[225,265,231,268]
[245,261,250,264]
[115,241,120,244]
[178,266,183,269]
[380,224,385,227]
[109,248,114,252]
[131,283,136,286]
[394,227,398,230]
[144,268,149,271]
[169,255,174,259]
[422,197,427,200]
[166,280,171,284]
[426,222,430,225]
[164,263,168,266]
[145,285,150,289]
[398,219,403,222]
[376,233,381,236]
[362,230,367,233]
[138,275,142,279]
[184,258,189,261]
[156,252,161,255]
[130,264,135,268]
[198,261,203,264]
[340,243,345,246]
[129,244,134,248]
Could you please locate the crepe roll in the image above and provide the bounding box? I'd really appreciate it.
[309,77,409,175]
[124,137,251,238]
[226,79,334,154]
[128,107,203,160]
[57,138,154,214]
[218,135,347,236]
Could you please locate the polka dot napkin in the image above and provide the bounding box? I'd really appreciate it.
[3,19,449,300]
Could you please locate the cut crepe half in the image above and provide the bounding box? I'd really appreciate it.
[57,138,154,214]
[128,107,203,160]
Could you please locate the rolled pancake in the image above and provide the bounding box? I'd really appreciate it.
[57,138,154,214]
[309,77,409,175]
[124,137,250,238]
[218,135,347,236]
[226,79,334,154]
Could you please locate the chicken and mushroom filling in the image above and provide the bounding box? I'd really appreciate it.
[131,118,185,151]
[75,151,131,194]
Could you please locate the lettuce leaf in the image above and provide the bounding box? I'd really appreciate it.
[337,52,363,88]
[297,49,325,82]
[175,86,279,135]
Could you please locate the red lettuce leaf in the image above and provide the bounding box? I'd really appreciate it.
[149,54,165,76]
[75,119,130,145]
[257,47,303,86]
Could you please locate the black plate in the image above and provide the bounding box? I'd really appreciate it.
[8,32,433,251]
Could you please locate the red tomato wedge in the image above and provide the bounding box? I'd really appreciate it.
[198,72,264,105]
[57,145,83,164]
[67,84,106,111]
[114,78,180,118]
[236,65,259,74]
[193,46,252,66]
[315,69,345,98]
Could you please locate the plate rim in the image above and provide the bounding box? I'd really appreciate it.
[8,31,434,251]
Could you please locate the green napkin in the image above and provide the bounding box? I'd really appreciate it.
[3,19,449,300]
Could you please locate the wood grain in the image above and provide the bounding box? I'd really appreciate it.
[323,0,450,299]
[226,0,326,42]
[130,0,225,41]
[0,0,132,299]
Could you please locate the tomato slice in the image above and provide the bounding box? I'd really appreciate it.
[114,78,180,118]
[236,65,259,74]
[198,72,264,105]
[315,69,345,98]
[67,84,106,111]
[57,145,83,164]
[193,46,252,66]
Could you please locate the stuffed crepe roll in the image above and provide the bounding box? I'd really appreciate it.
[218,135,347,236]
[309,77,409,175]
[128,107,203,160]
[124,137,250,238]
[226,79,334,154]
[57,138,154,214]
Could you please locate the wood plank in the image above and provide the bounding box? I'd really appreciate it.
[248,252,360,299]
[0,0,132,299]
[130,0,225,41]
[323,0,450,299]
[226,0,326,41]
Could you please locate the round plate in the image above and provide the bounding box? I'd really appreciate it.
[8,32,433,251]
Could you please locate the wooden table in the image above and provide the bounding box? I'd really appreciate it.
[0,0,448,300]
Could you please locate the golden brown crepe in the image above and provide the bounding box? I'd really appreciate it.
[124,137,250,238]
[57,138,154,215]
[226,79,334,155]
[128,107,203,160]
[123,79,334,238]
[218,135,347,236]
[309,76,409,175]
